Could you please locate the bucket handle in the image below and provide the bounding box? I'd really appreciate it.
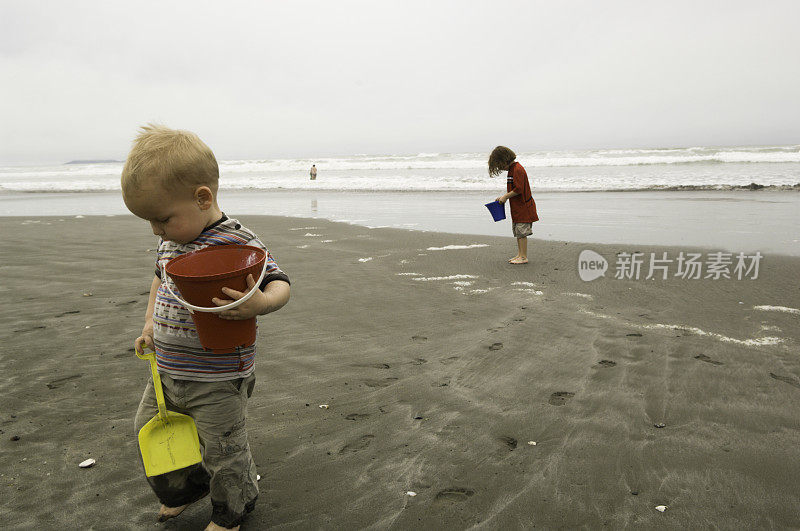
[161,254,269,314]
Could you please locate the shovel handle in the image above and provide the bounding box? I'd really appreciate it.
[136,347,168,422]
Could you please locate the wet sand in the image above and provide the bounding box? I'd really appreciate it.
[2,189,799,256]
[1,215,799,528]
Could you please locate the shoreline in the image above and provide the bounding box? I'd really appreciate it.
[2,186,799,258]
[2,215,799,528]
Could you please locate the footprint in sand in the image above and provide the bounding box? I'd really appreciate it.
[54,310,80,318]
[362,377,399,388]
[412,335,428,341]
[497,436,517,450]
[354,363,391,369]
[339,434,375,454]
[46,373,83,389]
[14,325,46,333]
[434,488,475,504]
[695,354,723,366]
[344,413,370,421]
[489,342,503,351]
[411,358,427,365]
[597,360,617,368]
[626,333,643,337]
[770,373,800,389]
[548,391,575,406]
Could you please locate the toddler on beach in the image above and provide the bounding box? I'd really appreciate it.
[121,124,291,530]
[489,146,539,264]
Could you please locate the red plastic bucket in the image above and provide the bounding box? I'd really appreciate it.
[164,245,267,352]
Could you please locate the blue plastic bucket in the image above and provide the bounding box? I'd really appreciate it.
[485,201,506,222]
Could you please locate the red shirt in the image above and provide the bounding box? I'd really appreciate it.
[506,162,539,223]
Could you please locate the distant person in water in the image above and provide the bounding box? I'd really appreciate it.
[488,146,539,264]
[310,165,317,180]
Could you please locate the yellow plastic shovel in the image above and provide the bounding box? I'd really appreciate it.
[136,349,202,477]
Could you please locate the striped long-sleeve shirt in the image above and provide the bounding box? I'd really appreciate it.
[152,215,289,381]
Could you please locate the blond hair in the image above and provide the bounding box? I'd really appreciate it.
[121,124,219,194]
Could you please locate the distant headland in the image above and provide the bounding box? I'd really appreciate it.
[64,160,121,165]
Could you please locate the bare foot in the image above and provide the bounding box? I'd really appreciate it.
[157,503,189,522]
[157,489,209,522]
[508,255,520,263]
[205,522,239,531]
[509,258,529,264]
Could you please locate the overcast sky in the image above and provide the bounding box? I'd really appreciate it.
[1,1,798,164]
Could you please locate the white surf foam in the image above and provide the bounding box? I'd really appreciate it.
[4,145,797,193]
[645,324,784,346]
[563,292,593,299]
[412,275,479,282]
[579,309,784,347]
[753,305,800,315]
[426,244,490,251]
[514,288,544,295]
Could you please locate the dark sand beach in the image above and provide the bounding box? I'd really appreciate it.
[2,215,800,529]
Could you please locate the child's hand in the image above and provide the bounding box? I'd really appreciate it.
[495,196,507,204]
[212,274,266,320]
[134,321,154,354]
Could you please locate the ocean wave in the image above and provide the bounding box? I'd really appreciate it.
[646,183,800,192]
[522,151,800,167]
[214,151,800,172]
[10,152,799,178]
[0,165,124,178]
[2,145,798,193]
[3,146,798,176]
[3,181,797,194]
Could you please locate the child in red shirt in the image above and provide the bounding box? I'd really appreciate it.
[489,146,539,264]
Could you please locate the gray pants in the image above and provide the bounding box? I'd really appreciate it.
[134,373,258,528]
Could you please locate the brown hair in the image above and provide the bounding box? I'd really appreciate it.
[121,124,219,195]
[488,146,516,177]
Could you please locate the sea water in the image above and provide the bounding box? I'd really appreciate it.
[1,146,798,255]
[1,145,799,193]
